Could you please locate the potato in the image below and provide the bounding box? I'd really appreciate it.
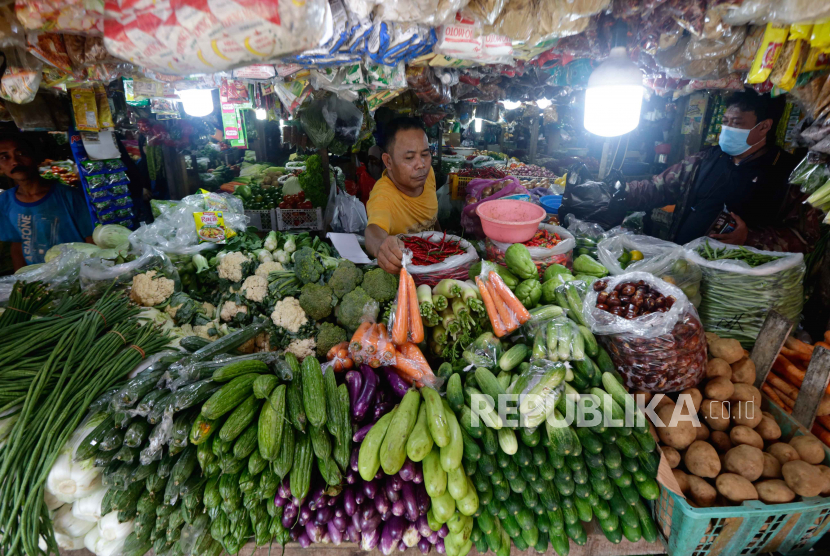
[672,469,690,493]
[687,475,717,507]
[705,331,720,345]
[633,390,653,406]
[730,426,764,450]
[710,431,733,453]
[681,388,703,412]
[755,480,796,504]
[816,465,830,495]
[724,445,764,481]
[782,460,825,497]
[654,394,675,412]
[696,422,710,441]
[732,400,762,428]
[729,383,762,407]
[716,473,758,503]
[706,358,732,380]
[656,404,697,449]
[730,357,756,384]
[762,411,775,419]
[705,377,735,401]
[663,446,681,469]
[767,443,801,465]
[685,440,721,478]
[710,338,744,364]
[762,452,782,479]
[755,415,781,441]
[701,399,731,431]
[789,435,826,464]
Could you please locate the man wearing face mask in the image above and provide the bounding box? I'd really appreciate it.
[365,118,438,274]
[623,90,816,251]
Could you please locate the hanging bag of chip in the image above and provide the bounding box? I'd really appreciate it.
[747,23,789,84]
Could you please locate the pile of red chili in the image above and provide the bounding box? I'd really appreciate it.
[403,233,467,265]
[524,229,563,248]
[457,167,506,179]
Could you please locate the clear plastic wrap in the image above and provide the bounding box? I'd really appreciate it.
[462,0,506,25]
[746,23,789,84]
[769,0,830,25]
[79,245,181,298]
[435,13,513,64]
[508,358,565,428]
[476,261,531,337]
[15,0,103,35]
[683,238,805,347]
[349,321,396,368]
[790,151,830,194]
[0,246,88,303]
[486,224,575,275]
[686,24,746,59]
[583,272,707,392]
[0,46,41,104]
[322,94,363,144]
[402,231,479,287]
[597,235,702,305]
[388,256,425,347]
[565,215,607,258]
[722,0,772,25]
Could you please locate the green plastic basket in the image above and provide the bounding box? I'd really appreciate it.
[654,397,830,556]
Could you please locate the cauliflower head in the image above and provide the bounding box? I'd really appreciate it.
[201,302,216,319]
[284,337,316,361]
[131,270,175,307]
[218,251,252,282]
[193,321,220,340]
[241,275,268,303]
[220,300,248,322]
[270,297,308,333]
[255,261,284,279]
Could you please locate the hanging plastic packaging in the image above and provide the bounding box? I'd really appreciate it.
[15,0,103,35]
[486,224,575,275]
[388,255,425,346]
[770,38,806,91]
[0,47,41,104]
[0,246,89,303]
[746,23,789,84]
[435,12,513,64]
[729,25,764,72]
[583,272,707,393]
[683,238,805,348]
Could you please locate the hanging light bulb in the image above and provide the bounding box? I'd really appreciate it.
[584,46,644,137]
[536,98,552,109]
[502,100,521,110]
[178,89,214,118]
[474,118,482,132]
[255,108,267,120]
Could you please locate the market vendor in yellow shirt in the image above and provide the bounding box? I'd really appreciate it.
[366,118,438,274]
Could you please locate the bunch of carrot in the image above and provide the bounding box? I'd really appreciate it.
[390,267,424,346]
[762,332,830,446]
[393,342,439,388]
[326,341,354,372]
[475,270,531,337]
[349,321,396,368]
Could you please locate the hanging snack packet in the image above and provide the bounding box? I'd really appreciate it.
[193,211,237,245]
[94,83,113,129]
[747,23,789,84]
[475,261,531,337]
[388,253,424,346]
[69,85,98,131]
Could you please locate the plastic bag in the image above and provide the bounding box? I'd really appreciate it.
[558,180,627,230]
[15,0,103,35]
[770,38,807,91]
[402,231,479,287]
[747,23,789,84]
[597,235,703,305]
[583,272,707,392]
[324,341,353,372]
[565,215,606,258]
[508,358,565,428]
[80,245,181,298]
[0,47,41,104]
[686,25,746,59]
[323,94,363,144]
[435,12,513,64]
[349,321,396,368]
[769,0,830,25]
[388,256,425,347]
[790,151,830,194]
[463,0,506,25]
[326,184,368,233]
[729,25,765,72]
[0,246,88,303]
[683,238,805,347]
[476,261,531,337]
[461,330,503,369]
[486,224,575,275]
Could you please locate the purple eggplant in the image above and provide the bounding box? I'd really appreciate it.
[343,488,357,516]
[389,474,403,492]
[328,496,338,506]
[385,480,400,502]
[427,530,439,544]
[373,402,394,421]
[347,524,361,546]
[306,522,324,544]
[403,525,421,548]
[282,512,295,530]
[297,533,310,548]
[315,505,333,524]
[399,459,416,482]
[352,512,362,533]
[412,466,423,484]
[333,514,348,532]
[435,538,446,554]
[361,527,380,551]
[353,421,376,443]
[386,516,406,541]
[283,503,298,522]
[380,523,401,555]
[327,521,343,545]
[345,370,362,410]
[355,365,379,421]
[375,488,390,514]
[308,487,324,510]
[400,481,419,522]
[418,538,431,554]
[277,480,291,499]
[362,512,382,533]
[381,508,392,521]
[274,494,288,508]
[346,470,357,485]
[363,479,379,499]
[438,524,449,538]
[383,367,411,398]
[391,499,405,517]
[399,541,407,552]
[322,532,331,544]
[350,448,360,472]
[299,503,313,526]
[416,515,432,538]
[361,505,376,523]
[355,489,366,506]
[415,483,430,515]
[292,496,302,507]
[375,468,385,481]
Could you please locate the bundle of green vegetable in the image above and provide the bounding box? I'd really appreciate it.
[419,278,491,365]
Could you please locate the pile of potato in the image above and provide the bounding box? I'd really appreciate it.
[645,332,830,507]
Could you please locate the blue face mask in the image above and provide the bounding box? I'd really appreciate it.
[718,124,760,156]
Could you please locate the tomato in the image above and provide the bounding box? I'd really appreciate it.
[299,200,312,209]
[297,191,305,200]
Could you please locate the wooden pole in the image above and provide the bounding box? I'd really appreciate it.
[792,347,830,430]
[751,311,794,391]
[529,113,539,164]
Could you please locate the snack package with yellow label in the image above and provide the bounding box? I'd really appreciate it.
[770,39,806,91]
[94,83,113,129]
[194,210,236,244]
[812,20,830,48]
[70,85,99,131]
[747,23,789,84]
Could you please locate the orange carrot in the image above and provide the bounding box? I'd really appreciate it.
[772,386,795,409]
[766,372,799,400]
[816,341,830,351]
[406,272,424,343]
[368,357,381,368]
[812,422,830,447]
[817,415,830,431]
[781,346,812,363]
[377,323,396,363]
[400,343,436,387]
[762,383,790,413]
[825,330,830,345]
[393,345,426,384]
[476,276,506,337]
[785,336,814,355]
[488,271,531,324]
[392,270,409,346]
[486,277,518,332]
[773,354,805,388]
[328,341,348,360]
[364,324,380,354]
[350,321,372,352]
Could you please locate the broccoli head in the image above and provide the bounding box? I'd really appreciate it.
[362,268,398,303]
[298,282,335,321]
[292,246,324,284]
[336,286,378,331]
[316,322,347,357]
[328,260,363,298]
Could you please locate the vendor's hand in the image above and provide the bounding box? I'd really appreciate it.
[710,212,748,245]
[377,235,404,275]
[143,188,152,201]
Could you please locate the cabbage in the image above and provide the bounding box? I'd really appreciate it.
[282,176,302,196]
[44,243,101,263]
[14,263,43,275]
[92,224,132,249]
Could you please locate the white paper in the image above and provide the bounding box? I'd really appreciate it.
[326,232,371,264]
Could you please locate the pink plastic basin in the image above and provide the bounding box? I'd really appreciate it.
[476,199,546,244]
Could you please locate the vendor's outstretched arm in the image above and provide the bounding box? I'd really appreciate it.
[366,224,404,275]
[625,153,704,211]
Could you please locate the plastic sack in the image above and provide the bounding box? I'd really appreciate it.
[326,184,368,233]
[583,272,707,392]
[729,25,764,72]
[80,245,181,298]
[435,12,513,64]
[402,231,478,287]
[597,235,702,305]
[0,47,41,104]
[790,151,830,194]
[322,94,363,144]
[486,224,575,276]
[683,238,805,347]
[463,0,506,25]
[0,246,89,303]
[476,261,531,337]
[558,180,627,231]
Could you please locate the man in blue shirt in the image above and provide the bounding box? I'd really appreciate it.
[0,136,93,270]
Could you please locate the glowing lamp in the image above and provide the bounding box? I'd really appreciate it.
[584,47,643,137]
[178,89,214,118]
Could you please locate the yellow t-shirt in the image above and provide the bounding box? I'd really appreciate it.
[366,168,438,235]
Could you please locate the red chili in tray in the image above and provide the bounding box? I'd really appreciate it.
[403,233,466,265]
